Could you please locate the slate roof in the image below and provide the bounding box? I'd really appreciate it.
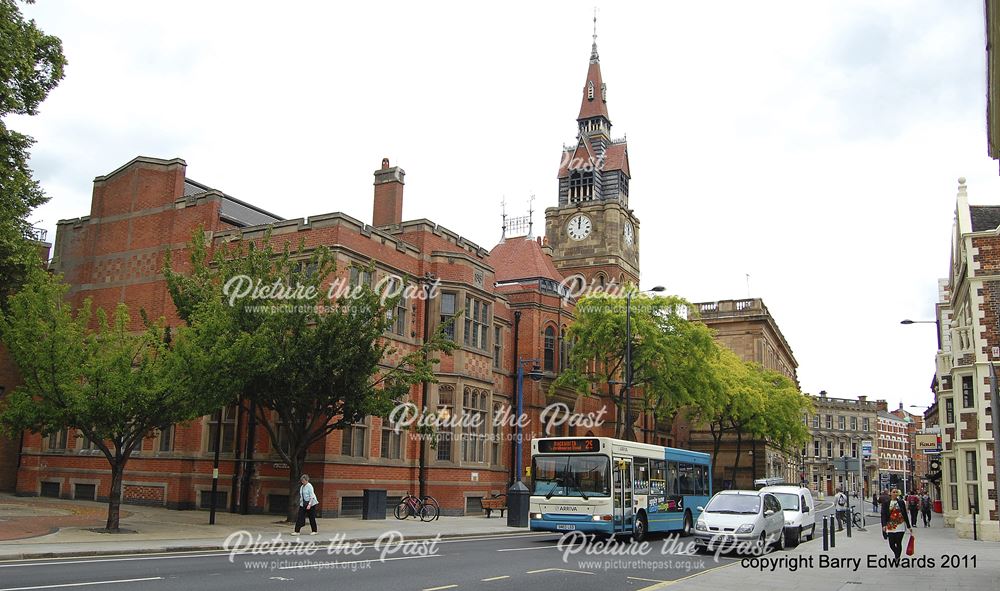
[970,205,1000,232]
[578,61,609,120]
[183,179,284,227]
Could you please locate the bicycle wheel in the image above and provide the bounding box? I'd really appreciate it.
[419,502,439,522]
[853,512,863,527]
[393,501,411,520]
[421,496,440,520]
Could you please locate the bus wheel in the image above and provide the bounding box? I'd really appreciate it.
[633,513,648,542]
[682,511,693,536]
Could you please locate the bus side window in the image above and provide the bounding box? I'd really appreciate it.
[679,463,695,495]
[633,457,649,494]
[667,462,679,495]
[697,465,708,495]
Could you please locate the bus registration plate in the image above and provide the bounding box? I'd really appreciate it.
[556,524,576,531]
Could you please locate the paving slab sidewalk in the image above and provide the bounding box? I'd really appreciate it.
[0,494,525,560]
[654,514,1000,591]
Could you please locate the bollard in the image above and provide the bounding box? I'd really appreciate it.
[830,515,836,548]
[846,509,852,538]
[823,516,829,551]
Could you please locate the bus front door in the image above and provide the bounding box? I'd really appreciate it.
[613,457,633,534]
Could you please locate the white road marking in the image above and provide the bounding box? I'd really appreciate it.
[422,586,458,591]
[279,554,443,569]
[628,576,667,583]
[0,554,231,569]
[496,545,560,552]
[525,567,593,575]
[0,577,163,591]
[481,575,510,581]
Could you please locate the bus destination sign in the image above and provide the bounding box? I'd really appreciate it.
[538,438,600,453]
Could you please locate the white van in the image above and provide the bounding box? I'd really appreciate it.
[760,485,815,547]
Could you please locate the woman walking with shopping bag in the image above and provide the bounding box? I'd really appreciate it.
[881,488,914,560]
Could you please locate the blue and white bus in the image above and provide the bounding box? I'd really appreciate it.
[529,437,712,541]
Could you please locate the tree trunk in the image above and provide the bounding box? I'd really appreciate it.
[286,447,308,523]
[106,461,125,531]
[710,423,723,486]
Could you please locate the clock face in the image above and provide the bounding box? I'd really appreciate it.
[623,221,634,246]
[567,214,592,241]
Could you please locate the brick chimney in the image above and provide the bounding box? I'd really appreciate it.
[372,158,405,227]
[858,395,867,403]
[875,399,888,412]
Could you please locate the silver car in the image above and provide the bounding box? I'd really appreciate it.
[693,490,786,554]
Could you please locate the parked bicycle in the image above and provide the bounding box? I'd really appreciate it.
[850,506,865,529]
[393,493,440,521]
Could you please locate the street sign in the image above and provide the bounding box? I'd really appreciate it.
[916,433,941,453]
[834,457,860,472]
[861,440,873,458]
[880,472,890,485]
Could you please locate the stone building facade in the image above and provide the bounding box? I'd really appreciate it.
[801,391,878,497]
[2,38,672,515]
[678,298,801,489]
[928,178,1000,540]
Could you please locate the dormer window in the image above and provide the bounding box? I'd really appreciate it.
[601,83,607,101]
[587,81,595,100]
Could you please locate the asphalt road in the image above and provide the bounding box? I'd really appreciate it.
[0,500,843,591]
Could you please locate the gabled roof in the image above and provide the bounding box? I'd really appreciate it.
[557,138,598,178]
[488,237,565,284]
[970,205,1000,232]
[603,143,630,177]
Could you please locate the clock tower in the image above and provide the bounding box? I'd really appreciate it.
[545,32,639,290]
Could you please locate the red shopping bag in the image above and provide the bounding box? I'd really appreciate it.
[905,534,915,556]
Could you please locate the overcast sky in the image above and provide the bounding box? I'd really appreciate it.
[11,1,1000,411]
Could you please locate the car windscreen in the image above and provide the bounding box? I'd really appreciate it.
[704,494,761,514]
[772,492,800,511]
[532,455,610,498]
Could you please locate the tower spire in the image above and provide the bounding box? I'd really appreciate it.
[591,8,599,63]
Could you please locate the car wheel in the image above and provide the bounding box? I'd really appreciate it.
[756,532,767,554]
[682,511,693,536]
[633,513,648,542]
[792,526,802,547]
[775,528,785,551]
[806,524,815,541]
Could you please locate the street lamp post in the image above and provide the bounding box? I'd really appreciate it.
[624,286,665,442]
[508,357,542,528]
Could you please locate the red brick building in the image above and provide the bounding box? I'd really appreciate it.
[3,39,668,515]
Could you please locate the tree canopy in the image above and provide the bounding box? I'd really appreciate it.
[0,0,66,308]
[553,290,718,440]
[0,269,225,530]
[165,230,455,519]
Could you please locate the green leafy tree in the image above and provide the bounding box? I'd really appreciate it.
[0,270,227,531]
[166,231,455,520]
[553,291,718,440]
[0,0,67,308]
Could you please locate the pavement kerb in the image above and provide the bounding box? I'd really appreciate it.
[0,528,538,561]
[636,556,743,591]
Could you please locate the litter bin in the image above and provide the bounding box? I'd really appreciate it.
[933,499,942,514]
[362,489,387,520]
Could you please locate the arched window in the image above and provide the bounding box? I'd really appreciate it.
[544,326,556,372]
[596,274,606,289]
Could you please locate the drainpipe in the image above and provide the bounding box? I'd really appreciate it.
[509,310,521,486]
[418,274,434,499]
[240,400,257,514]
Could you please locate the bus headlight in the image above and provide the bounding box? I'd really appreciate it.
[531,513,543,520]
[592,514,613,521]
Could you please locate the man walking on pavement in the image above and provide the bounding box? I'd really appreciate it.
[919,491,932,527]
[835,488,849,531]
